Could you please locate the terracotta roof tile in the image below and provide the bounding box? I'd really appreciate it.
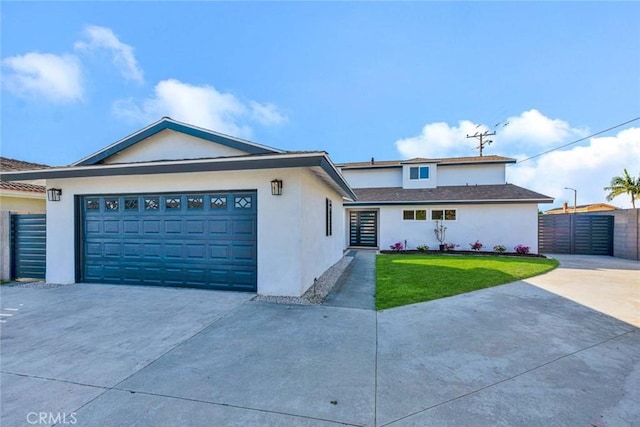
[0,157,50,172]
[0,181,45,193]
[0,157,48,194]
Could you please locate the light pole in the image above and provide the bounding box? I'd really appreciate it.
[564,187,577,214]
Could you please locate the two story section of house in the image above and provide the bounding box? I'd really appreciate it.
[337,155,553,253]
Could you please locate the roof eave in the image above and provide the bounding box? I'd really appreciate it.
[73,117,285,166]
[1,152,357,201]
[345,198,554,206]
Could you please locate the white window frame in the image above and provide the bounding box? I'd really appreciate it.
[430,209,457,221]
[402,209,428,221]
[409,166,430,181]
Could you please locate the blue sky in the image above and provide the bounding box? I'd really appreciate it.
[2,1,639,208]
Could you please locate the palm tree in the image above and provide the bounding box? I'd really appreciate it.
[604,169,640,208]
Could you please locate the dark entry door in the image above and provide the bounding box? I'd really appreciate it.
[349,211,377,247]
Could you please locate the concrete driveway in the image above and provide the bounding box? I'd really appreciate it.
[1,254,638,426]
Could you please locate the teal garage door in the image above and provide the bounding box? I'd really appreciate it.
[81,192,257,291]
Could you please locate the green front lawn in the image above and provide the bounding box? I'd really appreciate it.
[376,254,558,310]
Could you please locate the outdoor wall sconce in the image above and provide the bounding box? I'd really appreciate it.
[271,179,283,196]
[47,188,62,202]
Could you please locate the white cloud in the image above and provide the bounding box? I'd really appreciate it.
[249,101,288,125]
[396,120,484,158]
[395,110,639,208]
[507,127,640,209]
[2,52,83,103]
[113,79,286,138]
[395,109,588,159]
[75,25,143,83]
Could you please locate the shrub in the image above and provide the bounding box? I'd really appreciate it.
[434,221,447,244]
[390,242,404,252]
[443,242,458,251]
[493,244,506,253]
[416,244,430,252]
[470,240,483,251]
[514,244,530,254]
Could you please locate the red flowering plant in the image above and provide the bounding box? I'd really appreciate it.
[390,242,404,252]
[470,240,483,251]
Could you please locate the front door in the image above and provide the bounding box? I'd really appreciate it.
[349,211,377,247]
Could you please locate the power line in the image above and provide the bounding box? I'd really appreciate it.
[466,130,496,156]
[516,116,640,164]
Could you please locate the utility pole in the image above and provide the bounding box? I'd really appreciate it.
[466,130,496,157]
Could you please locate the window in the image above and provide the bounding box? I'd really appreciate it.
[325,198,333,236]
[187,196,204,209]
[105,198,119,211]
[124,198,138,211]
[86,199,99,210]
[210,196,227,209]
[409,166,429,180]
[165,197,181,209]
[144,197,159,210]
[402,209,427,221]
[431,209,457,221]
[235,196,252,209]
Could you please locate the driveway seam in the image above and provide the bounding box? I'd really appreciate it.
[107,388,363,426]
[0,371,108,391]
[379,328,638,426]
[58,299,255,419]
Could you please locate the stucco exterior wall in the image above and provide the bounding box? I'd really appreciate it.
[377,203,540,253]
[340,168,402,188]
[437,164,505,186]
[103,130,248,164]
[0,195,46,213]
[299,169,346,295]
[45,167,343,296]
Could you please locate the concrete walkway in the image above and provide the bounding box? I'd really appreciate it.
[1,254,638,426]
[324,250,376,310]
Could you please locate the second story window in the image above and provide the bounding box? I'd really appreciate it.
[409,166,429,180]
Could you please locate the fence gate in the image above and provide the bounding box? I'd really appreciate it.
[11,214,46,279]
[538,214,613,255]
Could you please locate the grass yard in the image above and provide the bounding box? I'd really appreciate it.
[376,254,559,310]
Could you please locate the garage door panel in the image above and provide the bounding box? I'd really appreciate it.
[123,220,140,234]
[233,219,256,236]
[164,220,182,233]
[82,192,257,291]
[186,220,205,233]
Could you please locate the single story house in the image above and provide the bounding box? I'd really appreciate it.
[0,118,553,296]
[337,156,553,253]
[0,157,47,213]
[545,202,618,215]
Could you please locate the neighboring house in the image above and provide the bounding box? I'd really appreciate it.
[0,157,48,212]
[545,202,618,215]
[0,118,354,297]
[0,118,554,295]
[0,157,49,281]
[337,156,553,253]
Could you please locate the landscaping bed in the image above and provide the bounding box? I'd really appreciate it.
[379,249,547,258]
